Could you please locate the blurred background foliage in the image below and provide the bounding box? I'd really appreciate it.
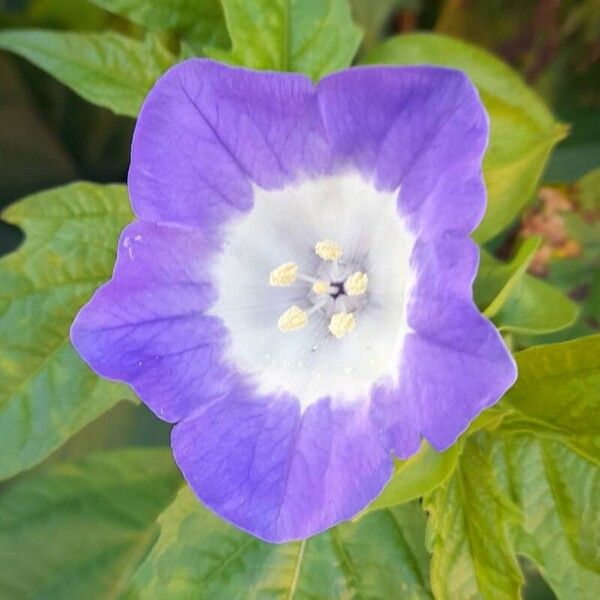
[0,2,598,598]
[1,0,598,238]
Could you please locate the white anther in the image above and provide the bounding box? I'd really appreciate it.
[312,280,331,295]
[315,239,343,261]
[269,262,298,286]
[345,271,368,296]
[328,312,356,339]
[277,306,308,332]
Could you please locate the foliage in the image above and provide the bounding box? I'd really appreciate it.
[0,1,598,599]
[0,183,135,481]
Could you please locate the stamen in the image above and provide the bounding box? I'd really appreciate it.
[277,305,308,332]
[312,280,331,295]
[269,262,298,286]
[315,239,343,261]
[345,271,368,296]
[328,312,356,338]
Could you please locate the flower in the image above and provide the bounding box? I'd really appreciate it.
[71,59,517,542]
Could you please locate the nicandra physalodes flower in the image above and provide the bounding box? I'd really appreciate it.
[71,60,516,542]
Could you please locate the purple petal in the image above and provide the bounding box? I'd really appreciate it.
[172,392,392,542]
[71,221,232,422]
[377,234,516,455]
[318,66,489,237]
[71,61,516,542]
[129,59,331,234]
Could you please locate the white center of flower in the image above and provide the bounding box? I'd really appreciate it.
[209,172,414,409]
[271,241,368,339]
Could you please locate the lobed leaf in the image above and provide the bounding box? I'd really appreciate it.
[491,434,600,598]
[0,448,182,600]
[0,30,176,117]
[0,182,134,480]
[87,0,228,51]
[206,0,363,80]
[363,33,567,242]
[126,487,432,599]
[424,435,523,600]
[433,338,600,598]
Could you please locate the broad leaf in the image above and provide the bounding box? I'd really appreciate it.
[87,0,228,51]
[426,338,600,599]
[363,33,567,242]
[0,30,175,117]
[493,275,578,335]
[206,0,362,80]
[424,435,523,600]
[0,183,134,480]
[491,434,600,599]
[126,487,432,599]
[494,338,600,596]
[0,448,182,600]
[359,441,461,518]
[474,237,540,317]
[504,336,600,439]
[481,250,579,335]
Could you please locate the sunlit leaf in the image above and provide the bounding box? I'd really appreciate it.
[0,182,134,480]
[491,434,600,598]
[206,0,362,80]
[0,30,176,116]
[504,335,600,439]
[424,435,523,600]
[358,442,460,518]
[363,33,567,242]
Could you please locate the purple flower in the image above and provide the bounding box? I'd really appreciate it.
[71,60,516,542]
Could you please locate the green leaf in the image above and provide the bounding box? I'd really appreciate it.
[358,441,461,518]
[87,0,228,51]
[363,32,567,242]
[503,336,600,439]
[127,487,432,599]
[493,267,579,335]
[0,183,134,480]
[474,237,540,317]
[424,434,523,600]
[0,448,182,600]
[491,434,600,598]
[206,0,363,80]
[475,241,578,335]
[0,30,176,117]
[489,338,600,597]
